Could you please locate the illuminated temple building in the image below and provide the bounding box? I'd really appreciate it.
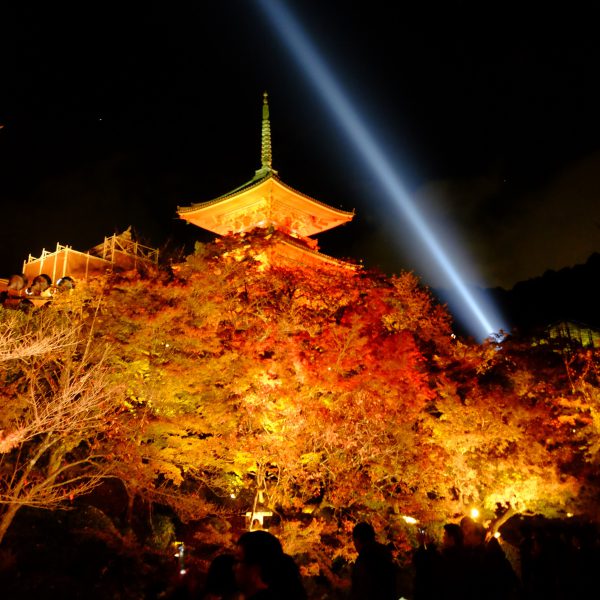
[177,93,356,269]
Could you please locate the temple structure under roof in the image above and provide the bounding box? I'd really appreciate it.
[177,93,356,269]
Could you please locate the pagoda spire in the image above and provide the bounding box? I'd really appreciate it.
[255,92,277,178]
[177,94,355,242]
[261,92,272,169]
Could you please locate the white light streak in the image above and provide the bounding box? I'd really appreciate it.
[256,0,507,339]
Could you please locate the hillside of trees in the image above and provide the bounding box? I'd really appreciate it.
[492,252,600,333]
[1,232,599,597]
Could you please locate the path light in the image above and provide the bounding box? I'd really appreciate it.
[402,515,418,525]
[245,489,273,530]
[470,508,480,520]
[172,541,186,576]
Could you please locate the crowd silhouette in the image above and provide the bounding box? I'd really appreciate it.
[170,516,600,600]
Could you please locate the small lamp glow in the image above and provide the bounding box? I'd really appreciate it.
[173,541,186,576]
[470,508,480,520]
[402,515,418,525]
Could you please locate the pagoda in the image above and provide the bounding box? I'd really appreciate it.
[177,93,356,269]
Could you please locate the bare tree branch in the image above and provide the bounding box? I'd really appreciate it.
[0,309,121,543]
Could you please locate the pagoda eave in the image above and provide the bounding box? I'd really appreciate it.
[178,175,353,237]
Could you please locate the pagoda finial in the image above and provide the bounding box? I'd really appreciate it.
[260,91,273,171]
[252,92,277,180]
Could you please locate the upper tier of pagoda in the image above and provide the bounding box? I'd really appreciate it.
[177,93,354,239]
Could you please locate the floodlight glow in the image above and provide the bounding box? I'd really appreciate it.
[256,0,506,340]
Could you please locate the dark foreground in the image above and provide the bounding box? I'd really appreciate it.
[2,504,599,600]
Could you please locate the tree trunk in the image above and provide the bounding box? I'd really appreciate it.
[490,505,517,535]
[126,485,135,527]
[0,436,53,545]
[0,502,22,545]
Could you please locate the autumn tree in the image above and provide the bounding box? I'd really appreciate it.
[0,306,120,544]
[417,332,600,530]
[74,232,463,524]
[45,228,600,562]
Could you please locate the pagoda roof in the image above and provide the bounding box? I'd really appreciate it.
[177,92,354,238]
[264,232,358,270]
[178,172,353,237]
[215,229,358,272]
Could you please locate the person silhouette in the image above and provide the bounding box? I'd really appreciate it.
[234,530,306,600]
[202,553,240,599]
[460,516,519,599]
[350,521,398,600]
[438,523,469,600]
[413,526,440,600]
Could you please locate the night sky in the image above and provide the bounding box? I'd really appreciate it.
[1,1,599,291]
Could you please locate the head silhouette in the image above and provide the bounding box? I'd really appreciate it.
[352,521,376,552]
[235,530,306,600]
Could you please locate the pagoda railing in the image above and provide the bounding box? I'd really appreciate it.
[90,233,159,265]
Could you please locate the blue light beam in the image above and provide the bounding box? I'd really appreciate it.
[256,0,506,340]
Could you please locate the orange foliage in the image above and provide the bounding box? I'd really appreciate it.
[60,230,600,529]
